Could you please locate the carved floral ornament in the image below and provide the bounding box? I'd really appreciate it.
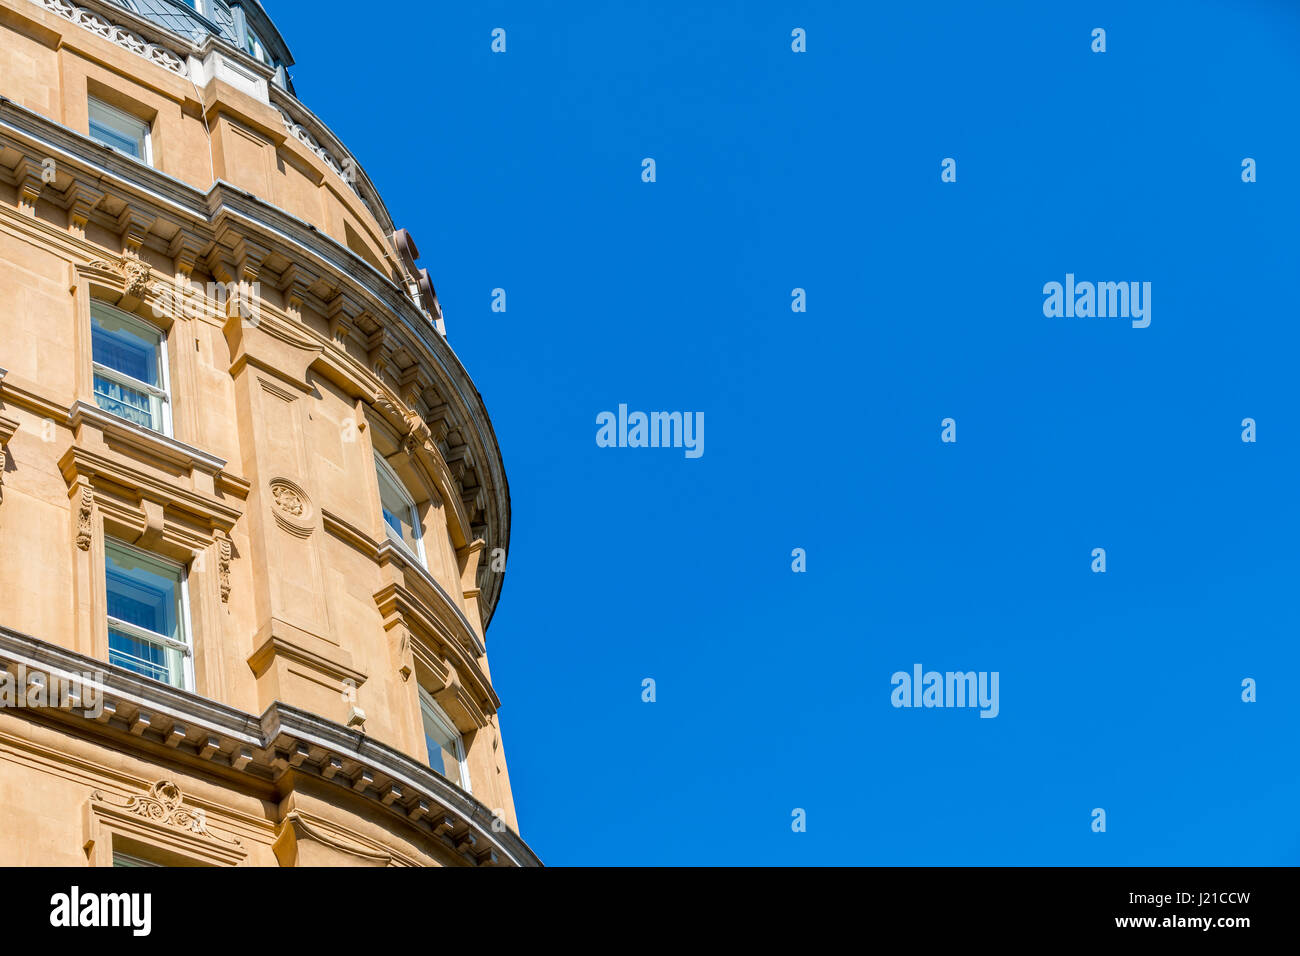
[269,478,313,536]
[89,780,242,848]
[86,256,152,299]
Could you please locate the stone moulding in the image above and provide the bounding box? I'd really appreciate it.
[0,624,539,866]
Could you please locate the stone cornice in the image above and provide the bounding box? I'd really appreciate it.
[321,508,489,663]
[0,98,510,627]
[58,443,245,537]
[68,400,227,476]
[0,624,540,867]
[376,541,489,660]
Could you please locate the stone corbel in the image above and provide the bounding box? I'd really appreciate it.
[423,403,451,445]
[280,264,321,320]
[167,230,207,279]
[205,248,238,287]
[115,206,154,256]
[444,442,474,483]
[325,290,361,345]
[461,486,486,525]
[366,329,392,378]
[214,529,232,604]
[232,236,271,285]
[0,413,17,505]
[72,481,94,552]
[398,366,431,414]
[62,182,105,234]
[15,159,44,214]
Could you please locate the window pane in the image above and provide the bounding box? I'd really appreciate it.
[92,306,161,386]
[93,374,160,430]
[421,694,463,782]
[376,463,422,557]
[106,542,182,640]
[88,99,148,161]
[109,626,183,686]
[91,305,164,431]
[105,542,186,687]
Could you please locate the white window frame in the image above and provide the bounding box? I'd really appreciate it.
[104,538,195,692]
[374,453,426,568]
[419,687,471,793]
[87,96,152,167]
[90,300,173,437]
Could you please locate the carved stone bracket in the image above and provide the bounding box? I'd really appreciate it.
[215,529,232,603]
[0,413,16,506]
[74,484,93,551]
[85,255,152,299]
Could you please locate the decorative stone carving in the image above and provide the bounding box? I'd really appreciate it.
[120,257,151,298]
[272,483,304,516]
[85,256,152,298]
[268,478,313,537]
[89,780,241,847]
[36,0,188,76]
[376,397,432,458]
[215,530,232,603]
[75,486,93,551]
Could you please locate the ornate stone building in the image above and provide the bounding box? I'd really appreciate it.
[0,0,537,866]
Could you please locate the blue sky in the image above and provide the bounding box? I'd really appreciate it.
[277,0,1300,864]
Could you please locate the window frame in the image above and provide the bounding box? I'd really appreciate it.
[111,851,160,867]
[244,25,274,66]
[104,537,195,692]
[419,687,471,793]
[90,300,173,437]
[374,452,427,568]
[87,96,152,166]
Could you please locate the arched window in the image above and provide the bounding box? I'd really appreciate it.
[374,453,426,567]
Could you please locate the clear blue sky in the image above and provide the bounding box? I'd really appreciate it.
[276,0,1300,865]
